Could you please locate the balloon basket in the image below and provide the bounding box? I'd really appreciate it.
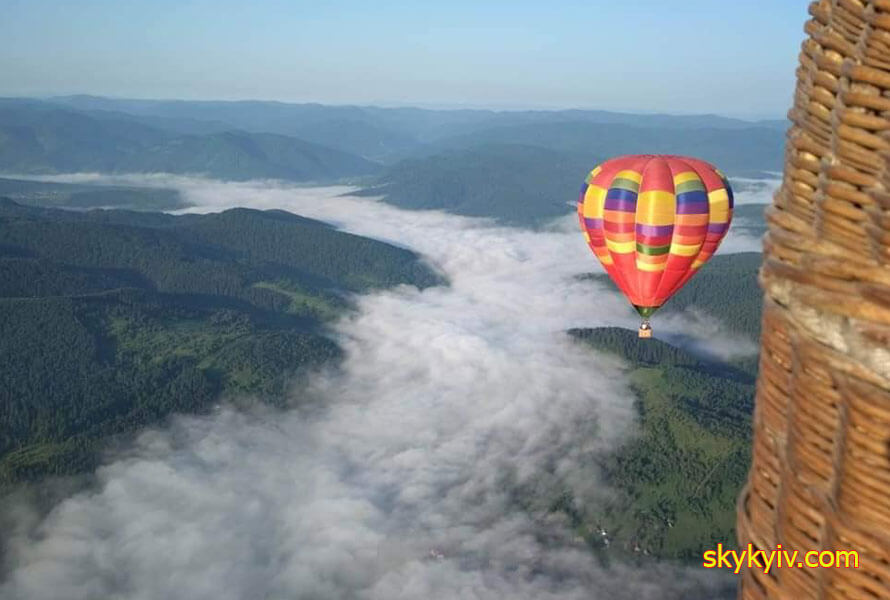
[638,321,652,339]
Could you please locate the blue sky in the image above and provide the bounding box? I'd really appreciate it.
[2,0,811,118]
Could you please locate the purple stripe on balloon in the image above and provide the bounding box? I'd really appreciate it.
[676,201,710,214]
[707,222,729,234]
[605,187,638,201]
[583,218,603,229]
[676,190,707,204]
[636,223,674,236]
[604,198,637,211]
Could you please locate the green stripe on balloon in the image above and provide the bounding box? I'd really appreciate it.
[635,242,670,256]
[610,177,640,192]
[675,180,706,194]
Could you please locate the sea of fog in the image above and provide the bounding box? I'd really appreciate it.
[0,177,775,599]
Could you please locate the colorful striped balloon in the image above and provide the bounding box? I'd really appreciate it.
[577,154,734,319]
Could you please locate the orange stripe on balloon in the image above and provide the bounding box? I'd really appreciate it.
[673,214,710,226]
[603,210,637,223]
[671,234,706,245]
[636,253,669,264]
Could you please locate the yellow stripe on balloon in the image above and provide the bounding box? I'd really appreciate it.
[708,188,729,204]
[582,185,607,219]
[606,239,636,253]
[615,169,642,183]
[710,209,729,223]
[669,243,703,257]
[595,248,614,264]
[673,171,701,186]
[708,190,730,222]
[637,260,667,272]
[608,231,635,243]
[636,191,676,226]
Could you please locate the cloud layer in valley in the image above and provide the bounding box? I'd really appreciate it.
[0,178,746,599]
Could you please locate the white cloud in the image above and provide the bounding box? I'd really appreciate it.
[729,177,780,205]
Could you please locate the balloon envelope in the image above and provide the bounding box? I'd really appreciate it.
[577,154,734,317]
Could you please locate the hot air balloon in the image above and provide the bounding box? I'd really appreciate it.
[577,154,733,338]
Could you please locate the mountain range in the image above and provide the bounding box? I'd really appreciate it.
[0,97,785,192]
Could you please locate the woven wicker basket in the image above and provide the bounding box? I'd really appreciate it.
[737,1,890,598]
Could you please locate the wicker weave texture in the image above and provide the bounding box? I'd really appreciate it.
[738,1,890,598]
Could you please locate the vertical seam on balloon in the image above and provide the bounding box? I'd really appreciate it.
[601,167,638,303]
[633,155,654,306]
[667,158,714,299]
[582,165,631,302]
[649,155,680,306]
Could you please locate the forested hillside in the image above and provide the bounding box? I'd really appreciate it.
[360,151,778,226]
[0,199,441,484]
[354,144,591,226]
[0,177,186,210]
[562,327,755,560]
[430,121,783,174]
[580,253,764,340]
[550,250,765,561]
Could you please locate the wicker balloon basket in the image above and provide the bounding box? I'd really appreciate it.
[737,1,890,598]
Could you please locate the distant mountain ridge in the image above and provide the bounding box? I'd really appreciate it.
[0,100,379,182]
[5,96,786,165]
[49,94,788,138]
[1,97,785,225]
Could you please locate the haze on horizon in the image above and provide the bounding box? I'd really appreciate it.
[3,0,809,119]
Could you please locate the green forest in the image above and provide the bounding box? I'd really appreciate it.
[554,252,764,560]
[557,327,756,561]
[522,250,764,562]
[0,199,441,486]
